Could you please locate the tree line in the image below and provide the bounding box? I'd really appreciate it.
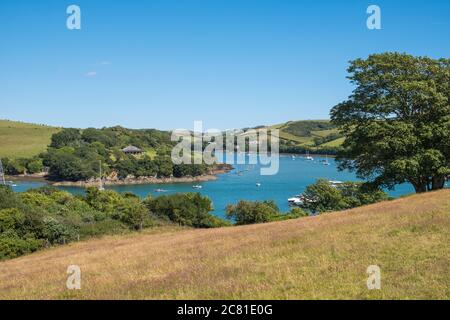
[2,126,209,181]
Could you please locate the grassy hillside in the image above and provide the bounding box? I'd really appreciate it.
[269,120,343,149]
[0,190,448,300]
[0,120,60,158]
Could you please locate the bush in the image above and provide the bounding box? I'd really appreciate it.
[116,197,150,230]
[85,187,125,215]
[145,193,228,228]
[78,219,129,237]
[301,179,389,213]
[226,200,280,225]
[0,234,43,260]
[0,208,25,233]
[50,128,81,148]
[41,217,78,244]
[27,159,44,174]
[284,207,309,219]
[226,200,309,225]
[0,186,26,210]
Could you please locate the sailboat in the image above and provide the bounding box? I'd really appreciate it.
[323,154,330,166]
[0,159,6,186]
[306,151,314,161]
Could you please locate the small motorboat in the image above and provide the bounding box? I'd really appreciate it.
[192,185,203,189]
[154,189,167,193]
[329,180,344,188]
[256,183,261,187]
[288,195,304,206]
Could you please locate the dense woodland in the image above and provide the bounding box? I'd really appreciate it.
[2,126,209,181]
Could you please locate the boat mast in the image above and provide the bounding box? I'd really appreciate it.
[0,159,6,186]
[98,160,104,190]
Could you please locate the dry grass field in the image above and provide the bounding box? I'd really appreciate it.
[0,190,449,300]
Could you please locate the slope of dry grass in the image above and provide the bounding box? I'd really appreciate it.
[0,190,449,300]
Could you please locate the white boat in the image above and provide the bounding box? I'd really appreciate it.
[323,155,330,166]
[256,183,261,187]
[288,195,304,206]
[305,151,314,161]
[329,180,344,188]
[154,189,168,193]
[192,185,203,189]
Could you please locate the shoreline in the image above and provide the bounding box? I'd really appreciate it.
[51,174,221,187]
[7,165,233,188]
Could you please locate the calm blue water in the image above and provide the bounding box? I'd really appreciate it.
[9,154,415,218]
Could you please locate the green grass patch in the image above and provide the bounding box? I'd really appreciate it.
[0,120,61,158]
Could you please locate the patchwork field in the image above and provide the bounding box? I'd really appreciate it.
[0,190,448,300]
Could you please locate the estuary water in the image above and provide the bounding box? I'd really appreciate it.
[11,153,415,218]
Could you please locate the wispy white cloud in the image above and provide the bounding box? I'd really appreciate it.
[84,71,97,77]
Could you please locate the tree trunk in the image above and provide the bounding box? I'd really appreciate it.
[410,179,427,193]
[432,176,446,190]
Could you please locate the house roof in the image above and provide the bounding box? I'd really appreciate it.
[122,145,143,152]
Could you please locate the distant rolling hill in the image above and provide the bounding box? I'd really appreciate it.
[0,120,61,158]
[0,119,343,159]
[0,190,448,299]
[269,120,343,150]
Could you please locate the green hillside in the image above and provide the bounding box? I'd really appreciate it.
[0,120,61,158]
[268,120,344,153]
[0,119,344,159]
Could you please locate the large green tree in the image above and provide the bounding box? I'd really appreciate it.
[331,53,450,193]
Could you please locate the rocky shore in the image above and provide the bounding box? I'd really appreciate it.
[13,164,234,187]
[51,173,221,187]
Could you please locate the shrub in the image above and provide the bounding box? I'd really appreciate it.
[145,193,228,228]
[27,159,44,174]
[301,179,389,213]
[116,197,150,230]
[0,208,25,233]
[41,217,77,244]
[78,219,129,237]
[226,200,280,225]
[0,234,43,260]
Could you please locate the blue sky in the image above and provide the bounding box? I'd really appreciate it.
[1,0,449,130]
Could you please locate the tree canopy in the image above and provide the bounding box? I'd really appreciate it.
[2,126,211,182]
[331,53,450,193]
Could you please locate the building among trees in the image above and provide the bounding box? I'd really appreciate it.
[122,145,143,155]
